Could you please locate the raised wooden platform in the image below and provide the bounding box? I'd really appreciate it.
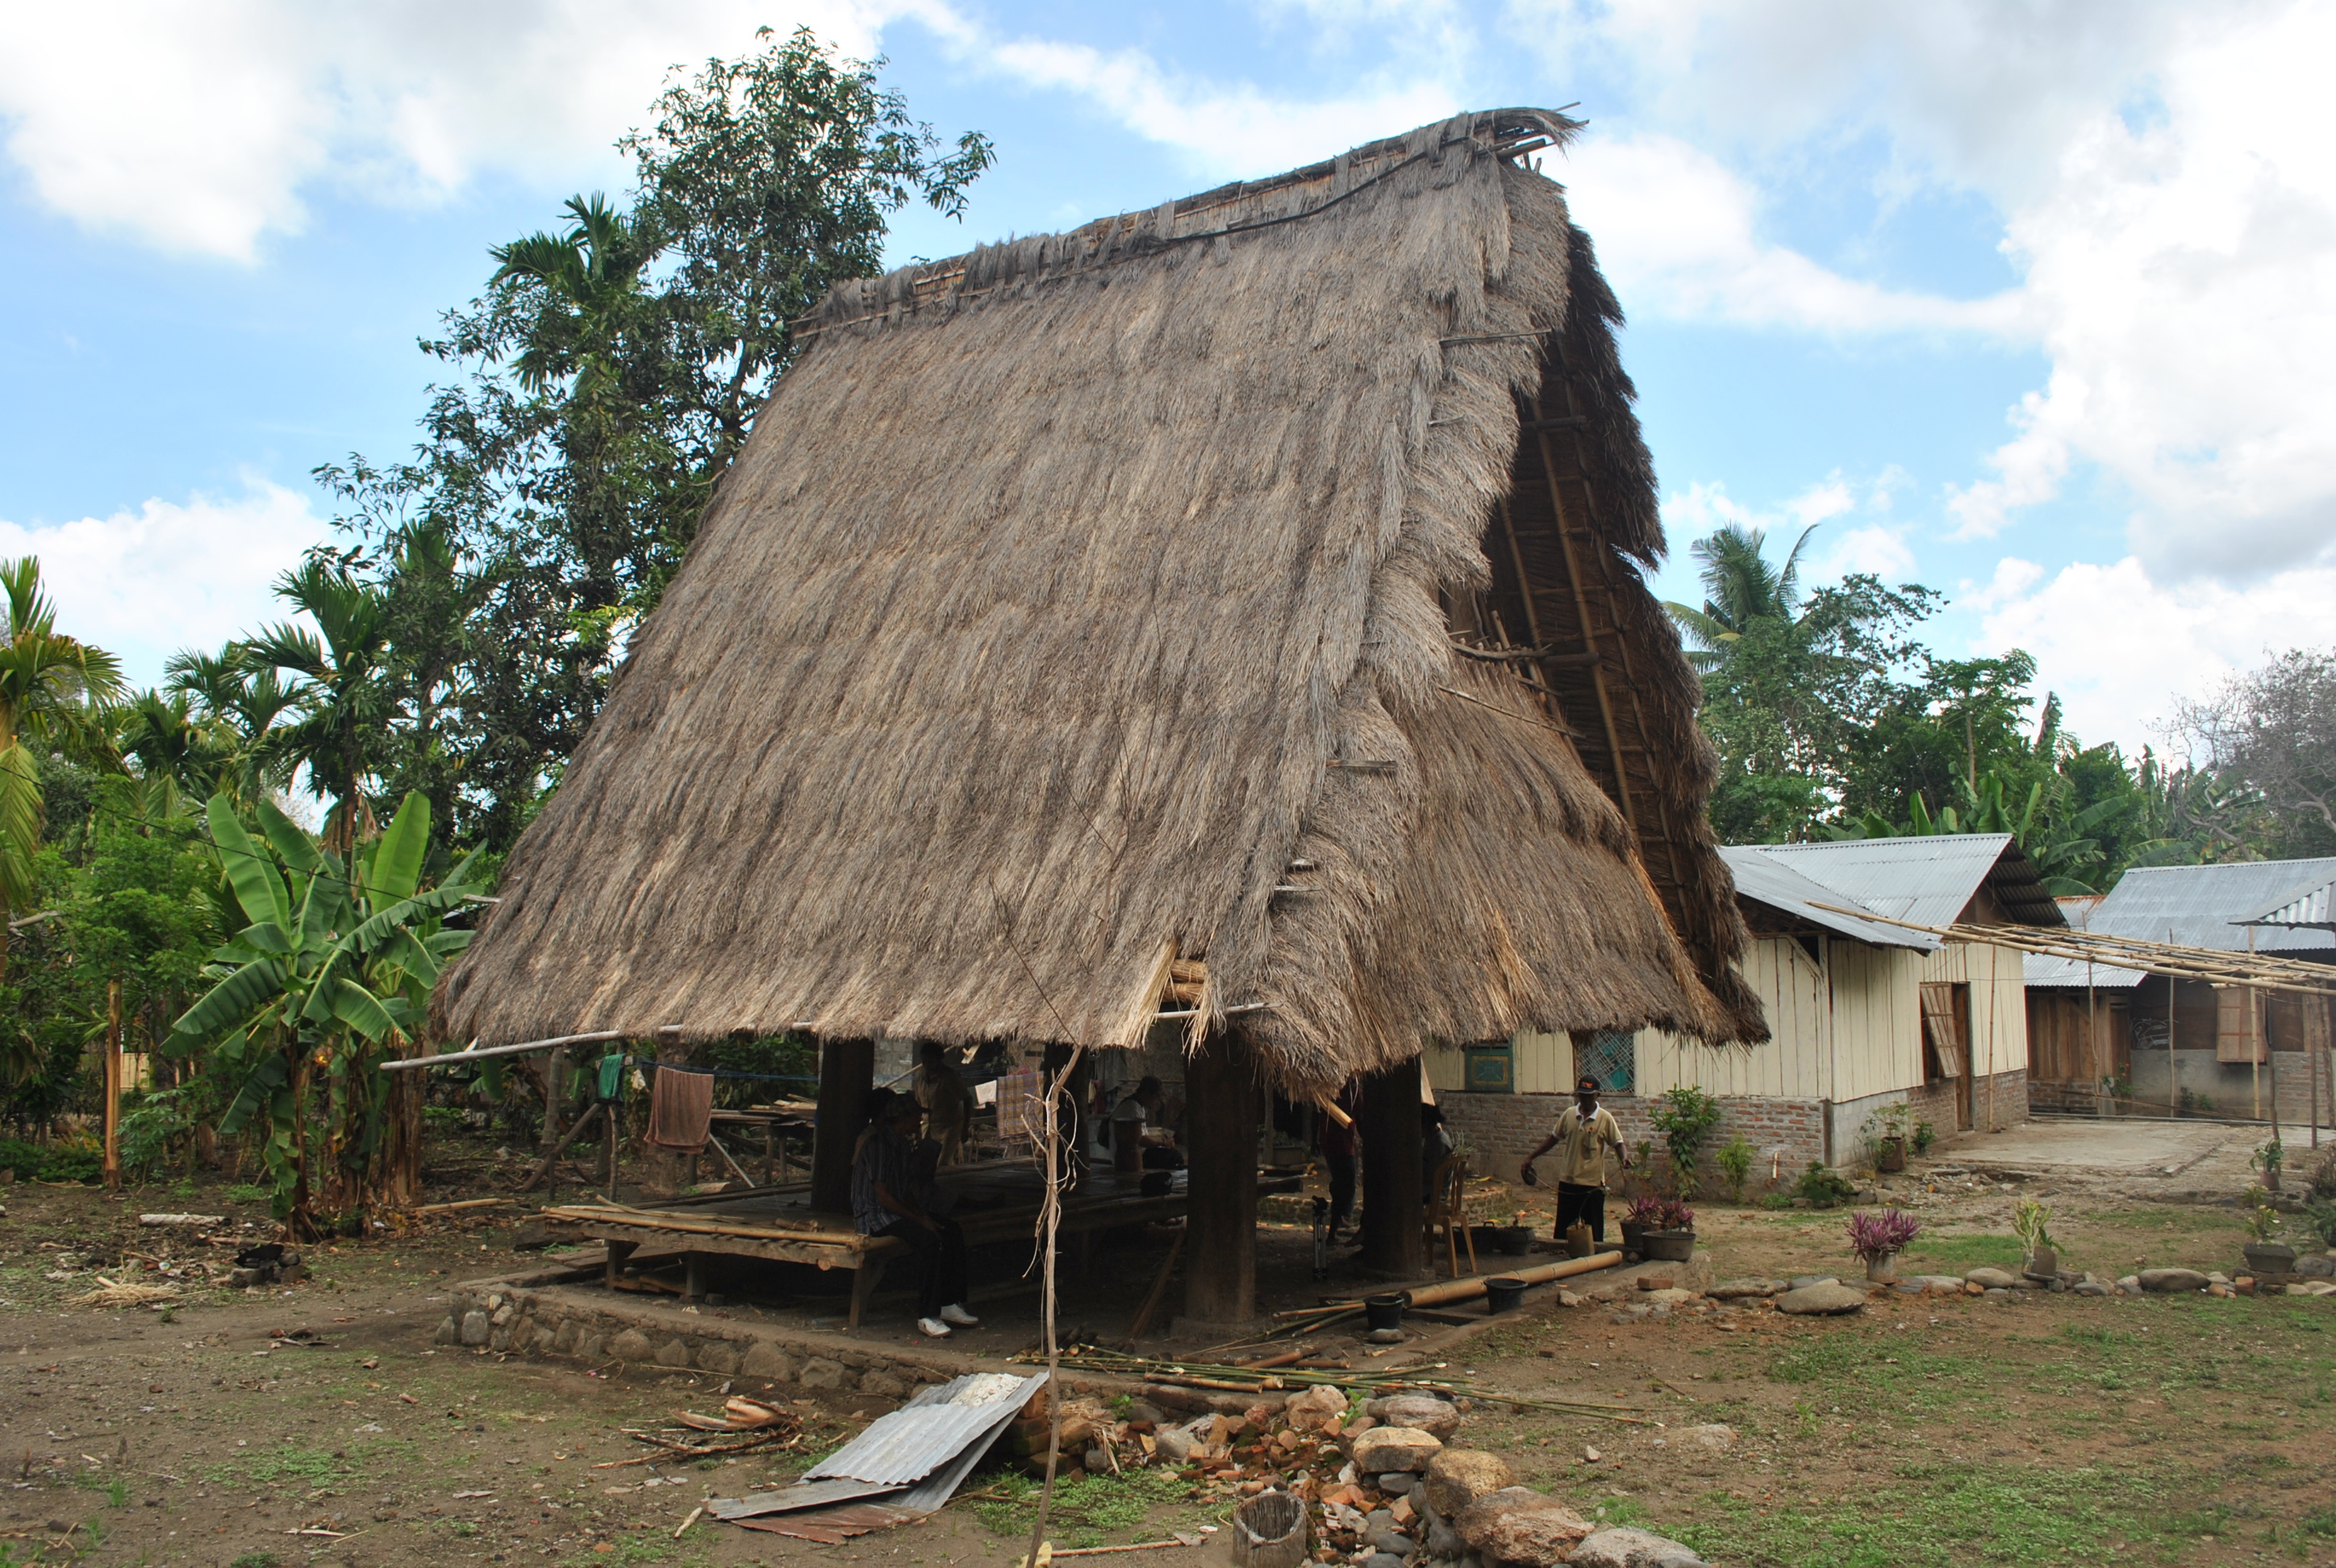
[544,1164,1294,1328]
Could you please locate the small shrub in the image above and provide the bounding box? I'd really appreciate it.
[1715,1133,1755,1203]
[1795,1161,1858,1207]
[0,1138,102,1184]
[2305,1199,2336,1249]
[1758,1191,1795,1211]
[224,1183,271,1205]
[1911,1119,1936,1155]
[1648,1086,1726,1199]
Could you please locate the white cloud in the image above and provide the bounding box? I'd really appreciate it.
[1562,133,2025,336]
[0,482,330,686]
[1979,554,2336,752]
[0,1,899,259]
[1660,470,1917,589]
[980,39,1456,176]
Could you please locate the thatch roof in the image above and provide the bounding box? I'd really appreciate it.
[433,107,1766,1093]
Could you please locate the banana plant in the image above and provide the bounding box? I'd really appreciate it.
[169,790,482,1231]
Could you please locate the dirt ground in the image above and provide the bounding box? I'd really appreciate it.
[5,1124,2336,1568]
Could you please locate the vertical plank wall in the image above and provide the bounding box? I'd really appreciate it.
[1634,937,1831,1099]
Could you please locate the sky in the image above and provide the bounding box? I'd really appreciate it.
[2,0,2333,757]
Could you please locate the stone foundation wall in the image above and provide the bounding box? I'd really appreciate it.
[1438,1091,1826,1191]
[434,1266,974,1398]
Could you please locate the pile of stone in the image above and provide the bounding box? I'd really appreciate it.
[1147,1382,1704,1567]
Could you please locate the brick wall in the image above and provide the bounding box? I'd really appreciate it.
[1439,1090,1826,1193]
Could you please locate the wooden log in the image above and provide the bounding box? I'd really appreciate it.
[1183,1032,1258,1326]
[1358,1062,1425,1278]
[811,1037,874,1215]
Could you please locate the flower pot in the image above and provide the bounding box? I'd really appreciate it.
[2022,1246,2059,1282]
[2243,1241,2298,1278]
[1619,1220,1647,1261]
[1865,1253,1899,1283]
[1875,1136,1907,1174]
[1484,1276,1529,1313]
[1364,1293,1406,1333]
[1641,1228,1696,1263]
[1471,1224,1533,1257]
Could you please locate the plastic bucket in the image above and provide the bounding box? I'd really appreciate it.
[1484,1276,1528,1313]
[1364,1293,1406,1332]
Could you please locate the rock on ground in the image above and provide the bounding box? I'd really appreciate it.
[1707,1278,1786,1299]
[1454,1488,1592,1568]
[1284,1384,1349,1433]
[1351,1427,1443,1474]
[1373,1393,1462,1439]
[2296,1254,2334,1278]
[1422,1450,1516,1516]
[1680,1424,1737,1451]
[1775,1282,1867,1316]
[2139,1268,2210,1294]
[1963,1266,2019,1290]
[1567,1526,1709,1567]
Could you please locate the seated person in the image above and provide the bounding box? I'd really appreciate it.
[851,1095,979,1338]
[1111,1076,1185,1171]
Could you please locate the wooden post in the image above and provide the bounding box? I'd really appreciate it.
[540,1047,566,1149]
[1183,1031,1258,1326]
[1358,1059,1425,1279]
[810,1037,874,1215]
[103,980,123,1194]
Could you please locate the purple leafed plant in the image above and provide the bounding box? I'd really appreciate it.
[1846,1207,1922,1261]
[1629,1195,1696,1231]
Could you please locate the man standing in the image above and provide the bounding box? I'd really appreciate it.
[852,1095,979,1338]
[1520,1076,1629,1245]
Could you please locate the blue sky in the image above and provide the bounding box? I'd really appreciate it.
[3,0,2333,756]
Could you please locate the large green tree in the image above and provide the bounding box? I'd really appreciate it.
[315,27,994,849]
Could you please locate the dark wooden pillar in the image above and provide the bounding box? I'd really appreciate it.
[1183,1032,1258,1326]
[1358,1059,1425,1278]
[811,1037,874,1215]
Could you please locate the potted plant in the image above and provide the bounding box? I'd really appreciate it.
[1911,1120,1936,1157]
[1872,1102,1911,1173]
[2242,1191,2297,1277]
[1630,1195,1696,1261]
[2253,1139,2285,1194]
[1475,1210,1533,1257]
[2013,1198,2057,1280]
[1847,1206,1922,1282]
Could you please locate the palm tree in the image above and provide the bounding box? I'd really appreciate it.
[165,647,299,803]
[1662,523,1817,669]
[242,560,396,857]
[490,193,665,406]
[0,557,124,974]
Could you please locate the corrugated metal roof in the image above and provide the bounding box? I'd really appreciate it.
[2245,871,2336,930]
[1742,833,2061,930]
[1718,847,1937,950]
[2025,857,2336,987]
[802,1371,1046,1487]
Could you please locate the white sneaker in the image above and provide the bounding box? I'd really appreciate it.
[939,1303,980,1327]
[916,1316,953,1338]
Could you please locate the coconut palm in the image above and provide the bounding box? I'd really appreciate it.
[165,648,300,803]
[0,557,124,974]
[1662,523,1817,670]
[240,561,397,857]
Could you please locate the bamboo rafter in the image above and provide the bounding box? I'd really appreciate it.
[1810,904,2336,996]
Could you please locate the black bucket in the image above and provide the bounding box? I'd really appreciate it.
[1483,1276,1528,1314]
[1364,1293,1406,1332]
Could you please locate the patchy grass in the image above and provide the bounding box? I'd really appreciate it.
[1895,1232,2024,1271]
[971,1466,1210,1549]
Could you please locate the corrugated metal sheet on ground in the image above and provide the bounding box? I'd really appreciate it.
[732,1502,920,1541]
[803,1371,1048,1486]
[707,1478,900,1521]
[2025,857,2336,988]
[1718,847,1936,951]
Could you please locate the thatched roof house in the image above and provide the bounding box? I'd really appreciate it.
[435,107,1764,1095]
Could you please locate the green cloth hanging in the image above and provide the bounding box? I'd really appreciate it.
[598,1052,627,1102]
